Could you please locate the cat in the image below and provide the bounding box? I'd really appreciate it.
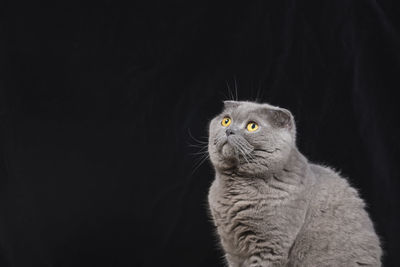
[207,100,382,267]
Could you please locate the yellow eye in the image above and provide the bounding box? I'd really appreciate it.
[247,122,259,132]
[221,117,231,127]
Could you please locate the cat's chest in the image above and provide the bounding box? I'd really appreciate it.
[209,179,288,226]
[208,178,297,255]
[208,181,271,253]
[211,192,258,225]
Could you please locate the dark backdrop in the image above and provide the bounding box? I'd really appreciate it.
[1,1,400,267]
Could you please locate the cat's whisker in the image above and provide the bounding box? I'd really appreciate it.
[226,80,235,101]
[189,139,208,145]
[241,146,256,161]
[187,143,208,149]
[235,138,252,151]
[232,139,251,164]
[190,150,209,156]
[234,139,255,162]
[241,151,250,164]
[238,138,253,150]
[187,142,209,158]
[191,153,210,175]
[214,135,226,147]
[242,147,255,160]
[234,77,238,101]
[188,128,209,144]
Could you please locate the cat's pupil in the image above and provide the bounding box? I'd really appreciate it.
[251,123,255,129]
[225,119,229,123]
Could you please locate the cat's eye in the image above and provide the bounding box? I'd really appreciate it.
[246,122,259,132]
[221,117,231,127]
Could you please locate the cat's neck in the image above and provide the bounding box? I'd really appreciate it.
[276,147,310,185]
[216,147,309,186]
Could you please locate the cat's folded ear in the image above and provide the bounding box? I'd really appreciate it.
[267,107,294,129]
[223,100,241,109]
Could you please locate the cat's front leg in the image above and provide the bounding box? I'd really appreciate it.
[243,254,283,267]
[225,253,242,267]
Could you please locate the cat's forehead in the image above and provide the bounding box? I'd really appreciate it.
[223,101,270,119]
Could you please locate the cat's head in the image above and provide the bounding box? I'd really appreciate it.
[208,101,296,176]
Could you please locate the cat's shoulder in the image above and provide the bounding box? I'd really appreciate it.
[308,163,362,201]
[310,163,347,184]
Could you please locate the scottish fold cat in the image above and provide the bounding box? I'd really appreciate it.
[207,101,382,267]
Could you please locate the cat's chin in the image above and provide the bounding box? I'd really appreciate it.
[218,144,240,169]
[221,143,237,158]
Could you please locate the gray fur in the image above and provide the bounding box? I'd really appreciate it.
[207,101,382,267]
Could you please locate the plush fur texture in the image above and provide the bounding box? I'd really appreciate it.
[207,101,382,267]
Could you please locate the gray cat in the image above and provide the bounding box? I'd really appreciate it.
[207,101,382,267]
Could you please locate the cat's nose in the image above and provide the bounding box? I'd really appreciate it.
[226,128,235,136]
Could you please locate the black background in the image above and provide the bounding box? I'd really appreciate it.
[1,1,400,266]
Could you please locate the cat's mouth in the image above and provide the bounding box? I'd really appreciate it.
[216,138,240,161]
[217,136,256,164]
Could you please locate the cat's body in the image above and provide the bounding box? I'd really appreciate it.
[207,101,382,267]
